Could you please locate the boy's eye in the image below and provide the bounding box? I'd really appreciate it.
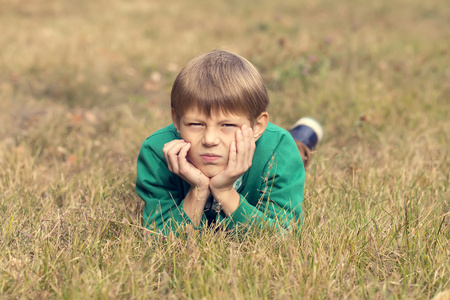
[222,124,237,128]
[188,123,203,127]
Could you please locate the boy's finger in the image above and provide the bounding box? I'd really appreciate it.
[164,140,187,173]
[163,140,185,159]
[239,125,253,170]
[167,149,180,174]
[177,143,191,172]
[228,141,237,168]
[248,127,256,167]
[165,140,186,156]
[244,126,253,165]
[163,144,175,172]
[241,125,249,162]
[163,139,185,152]
[235,128,245,166]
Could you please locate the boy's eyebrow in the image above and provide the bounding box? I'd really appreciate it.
[220,119,243,123]
[181,115,203,121]
[183,115,245,122]
[183,118,241,123]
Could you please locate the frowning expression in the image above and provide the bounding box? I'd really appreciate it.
[174,107,253,178]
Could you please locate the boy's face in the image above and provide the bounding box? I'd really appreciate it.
[173,107,260,178]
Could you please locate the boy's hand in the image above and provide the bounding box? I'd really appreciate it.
[210,125,255,193]
[163,139,210,225]
[163,140,210,190]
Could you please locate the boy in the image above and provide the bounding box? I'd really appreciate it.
[136,50,305,236]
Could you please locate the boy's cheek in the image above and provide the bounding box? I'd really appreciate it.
[186,152,193,161]
[185,150,198,165]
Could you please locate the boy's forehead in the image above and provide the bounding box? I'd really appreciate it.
[182,106,249,120]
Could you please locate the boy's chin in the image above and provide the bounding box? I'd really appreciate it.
[198,166,224,178]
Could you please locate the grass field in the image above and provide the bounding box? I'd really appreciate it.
[0,0,449,298]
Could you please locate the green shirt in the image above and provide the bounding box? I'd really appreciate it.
[136,123,305,235]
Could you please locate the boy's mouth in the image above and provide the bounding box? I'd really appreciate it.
[200,154,221,163]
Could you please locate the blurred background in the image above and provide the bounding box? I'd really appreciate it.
[1,0,449,213]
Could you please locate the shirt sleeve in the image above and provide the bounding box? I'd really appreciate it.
[217,134,305,232]
[136,140,208,236]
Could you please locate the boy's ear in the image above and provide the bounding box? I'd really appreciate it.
[253,112,269,141]
[171,109,181,135]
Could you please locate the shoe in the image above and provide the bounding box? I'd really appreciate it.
[288,117,323,169]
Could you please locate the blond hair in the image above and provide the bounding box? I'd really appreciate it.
[171,50,269,121]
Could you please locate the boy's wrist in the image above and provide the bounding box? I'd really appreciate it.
[188,185,210,202]
[183,186,211,226]
[210,185,234,195]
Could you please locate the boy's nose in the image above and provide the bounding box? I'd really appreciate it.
[202,128,220,146]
